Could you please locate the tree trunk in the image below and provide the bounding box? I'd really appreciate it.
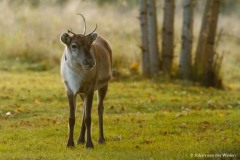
[147,0,160,77]
[204,0,221,87]
[178,0,194,79]
[140,0,150,77]
[193,0,221,87]
[193,0,212,80]
[162,0,175,74]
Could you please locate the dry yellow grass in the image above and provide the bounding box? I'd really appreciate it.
[0,0,239,87]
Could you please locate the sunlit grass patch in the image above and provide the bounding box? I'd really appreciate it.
[0,71,239,159]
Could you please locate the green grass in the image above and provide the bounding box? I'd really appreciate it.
[0,69,239,160]
[0,1,240,159]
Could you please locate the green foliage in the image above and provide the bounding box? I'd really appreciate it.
[221,0,240,15]
[0,70,239,159]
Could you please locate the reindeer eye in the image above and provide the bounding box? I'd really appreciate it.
[71,44,77,49]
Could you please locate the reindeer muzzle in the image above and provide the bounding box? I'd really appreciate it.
[82,58,96,70]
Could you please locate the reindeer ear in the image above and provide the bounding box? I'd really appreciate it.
[60,33,71,45]
[87,32,98,44]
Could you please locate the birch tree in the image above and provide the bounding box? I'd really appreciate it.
[140,0,150,77]
[179,0,194,79]
[203,0,221,87]
[162,0,175,74]
[194,0,221,87]
[193,0,212,80]
[147,0,160,77]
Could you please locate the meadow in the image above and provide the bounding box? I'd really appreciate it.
[0,0,240,159]
[0,70,240,159]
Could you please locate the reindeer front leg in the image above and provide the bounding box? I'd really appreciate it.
[67,92,76,147]
[77,94,86,144]
[84,90,94,148]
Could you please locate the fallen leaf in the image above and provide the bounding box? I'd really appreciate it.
[112,135,121,141]
[180,123,187,128]
[35,99,41,104]
[144,140,154,144]
[217,113,225,118]
[6,112,12,116]
[176,113,182,117]
[171,98,180,102]
[109,105,115,110]
[120,106,125,111]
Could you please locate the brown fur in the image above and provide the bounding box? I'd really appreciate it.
[60,32,112,149]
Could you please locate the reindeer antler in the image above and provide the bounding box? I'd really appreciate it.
[77,13,87,35]
[77,13,97,36]
[86,24,97,36]
[67,28,76,35]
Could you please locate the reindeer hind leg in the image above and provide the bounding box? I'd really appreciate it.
[97,85,108,144]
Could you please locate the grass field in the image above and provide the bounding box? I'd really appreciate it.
[0,69,239,160]
[0,0,240,159]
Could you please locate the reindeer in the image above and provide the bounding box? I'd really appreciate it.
[60,14,112,148]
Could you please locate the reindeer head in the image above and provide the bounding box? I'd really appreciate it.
[60,14,97,71]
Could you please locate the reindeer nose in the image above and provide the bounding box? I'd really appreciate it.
[84,59,94,65]
[83,58,95,69]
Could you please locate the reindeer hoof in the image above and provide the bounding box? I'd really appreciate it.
[67,140,75,147]
[85,142,94,149]
[98,138,106,144]
[77,139,85,145]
